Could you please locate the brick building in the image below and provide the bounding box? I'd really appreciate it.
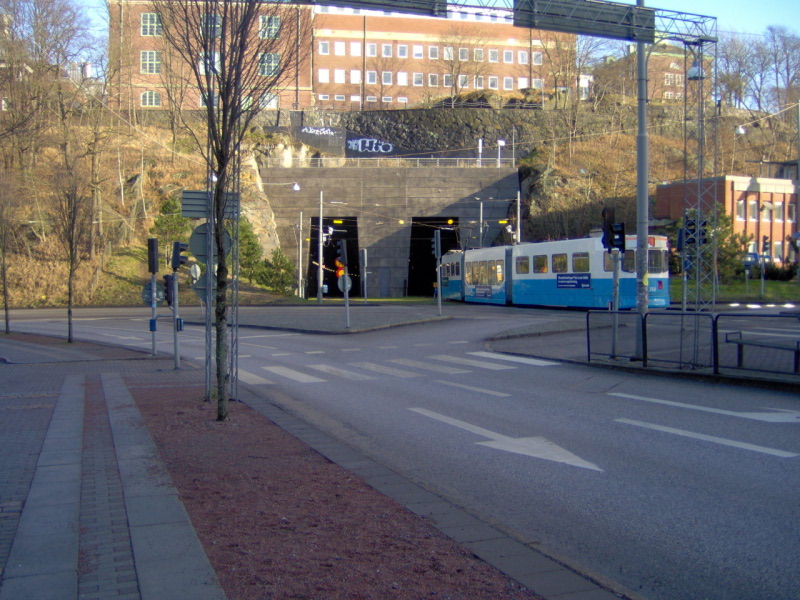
[655,176,799,263]
[106,2,571,112]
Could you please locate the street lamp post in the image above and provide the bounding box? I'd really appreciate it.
[317,191,324,304]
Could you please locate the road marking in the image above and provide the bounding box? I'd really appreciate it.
[428,355,515,370]
[410,408,602,471]
[435,380,510,397]
[349,362,421,378]
[262,366,325,383]
[307,364,376,380]
[448,341,470,344]
[271,353,292,357]
[341,348,361,352]
[389,358,469,374]
[240,333,297,338]
[609,393,800,423]
[378,346,398,350]
[305,351,325,355]
[615,419,799,458]
[468,351,558,367]
[238,369,274,385]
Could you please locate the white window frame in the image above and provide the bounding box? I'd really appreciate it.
[259,52,280,77]
[504,50,513,64]
[382,43,393,58]
[398,45,408,58]
[474,48,484,62]
[141,13,162,36]
[140,50,161,74]
[413,45,424,59]
[334,94,346,101]
[260,15,280,40]
[318,68,330,83]
[367,43,377,57]
[518,77,529,89]
[397,71,408,86]
[350,42,362,56]
[382,96,392,103]
[443,46,454,60]
[503,76,514,90]
[488,76,499,90]
[532,78,544,89]
[350,70,361,84]
[428,73,439,87]
[489,49,499,63]
[443,74,453,87]
[413,72,423,86]
[474,75,484,89]
[458,74,469,88]
[334,68,346,84]
[366,71,377,84]
[366,95,378,102]
[458,48,469,61]
[382,71,393,85]
[140,90,161,106]
[319,41,330,55]
[518,51,528,65]
[334,41,346,56]
[532,52,543,65]
[429,46,439,60]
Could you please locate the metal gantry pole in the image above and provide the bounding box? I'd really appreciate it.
[635,0,649,361]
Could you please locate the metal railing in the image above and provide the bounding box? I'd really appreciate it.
[587,310,800,380]
[259,157,517,169]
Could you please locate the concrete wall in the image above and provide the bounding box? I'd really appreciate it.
[263,167,519,297]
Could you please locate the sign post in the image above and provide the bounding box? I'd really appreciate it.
[611,249,621,358]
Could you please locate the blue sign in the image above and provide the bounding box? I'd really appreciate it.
[475,285,492,298]
[557,274,591,289]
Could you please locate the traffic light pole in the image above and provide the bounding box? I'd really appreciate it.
[150,273,157,357]
[172,272,180,370]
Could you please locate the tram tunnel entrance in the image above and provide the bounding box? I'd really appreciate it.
[407,217,459,297]
[307,216,361,299]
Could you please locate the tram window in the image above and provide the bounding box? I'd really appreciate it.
[603,252,612,272]
[622,250,635,272]
[495,260,504,284]
[477,261,488,285]
[444,263,450,277]
[453,262,460,277]
[648,249,665,273]
[552,253,568,273]
[533,255,548,273]
[515,256,530,274]
[464,262,473,285]
[572,252,590,273]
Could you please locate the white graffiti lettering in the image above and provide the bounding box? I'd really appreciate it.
[301,126,336,137]
[347,138,394,153]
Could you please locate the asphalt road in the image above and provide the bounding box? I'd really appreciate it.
[10,305,800,600]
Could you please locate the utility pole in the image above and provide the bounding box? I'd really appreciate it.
[317,191,323,304]
[635,0,649,359]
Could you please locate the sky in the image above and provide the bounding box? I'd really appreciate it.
[80,0,799,38]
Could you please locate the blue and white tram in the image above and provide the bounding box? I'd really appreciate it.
[440,234,670,309]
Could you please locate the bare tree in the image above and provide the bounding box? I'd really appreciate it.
[153,0,310,420]
[434,23,492,105]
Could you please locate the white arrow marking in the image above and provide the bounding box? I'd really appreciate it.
[609,393,800,423]
[409,408,602,471]
[616,419,799,458]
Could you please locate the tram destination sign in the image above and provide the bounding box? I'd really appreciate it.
[557,274,592,289]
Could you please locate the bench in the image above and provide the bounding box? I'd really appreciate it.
[725,331,800,373]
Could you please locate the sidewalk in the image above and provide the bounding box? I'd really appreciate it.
[0,332,623,600]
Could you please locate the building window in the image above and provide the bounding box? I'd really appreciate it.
[458,74,469,88]
[474,75,484,89]
[350,70,361,84]
[443,47,453,60]
[334,68,345,83]
[504,50,513,63]
[748,199,758,221]
[774,202,784,221]
[0,98,8,111]
[788,200,796,222]
[774,240,784,261]
[200,92,219,108]
[318,68,330,83]
[259,52,279,77]
[366,95,377,102]
[398,97,408,103]
[413,72,423,86]
[488,76,499,90]
[334,95,345,101]
[367,43,377,57]
[397,72,408,86]
[334,41,346,56]
[443,74,452,87]
[351,42,361,56]
[428,73,439,87]
[532,52,543,65]
[382,44,393,58]
[474,48,484,62]
[382,96,392,103]
[428,46,439,60]
[532,78,544,89]
[201,14,221,38]
[459,48,469,61]
[398,45,408,58]
[413,45,424,59]
[260,15,280,39]
[503,77,514,90]
[489,49,499,63]
[664,73,674,86]
[736,199,745,220]
[676,74,684,87]
[664,91,674,99]
[141,13,162,36]
[518,77,529,89]
[366,71,377,84]
[350,95,361,102]
[382,71,392,85]
[140,91,161,107]
[318,94,330,101]
[518,51,528,64]
[319,41,330,55]
[140,51,161,74]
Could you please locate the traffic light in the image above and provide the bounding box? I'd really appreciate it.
[684,219,697,245]
[610,222,625,252]
[164,274,174,307]
[762,235,771,255]
[172,241,189,271]
[431,229,441,258]
[336,239,348,266]
[698,220,708,245]
[147,238,159,274]
[601,207,615,250]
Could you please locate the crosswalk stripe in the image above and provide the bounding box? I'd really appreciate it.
[238,369,274,385]
[435,380,511,397]
[307,364,376,380]
[467,351,558,367]
[428,355,516,370]
[262,366,326,383]
[349,362,421,378]
[389,358,469,374]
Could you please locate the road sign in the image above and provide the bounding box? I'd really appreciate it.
[192,273,218,303]
[189,223,232,264]
[181,190,240,219]
[337,274,352,293]
[141,282,166,306]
